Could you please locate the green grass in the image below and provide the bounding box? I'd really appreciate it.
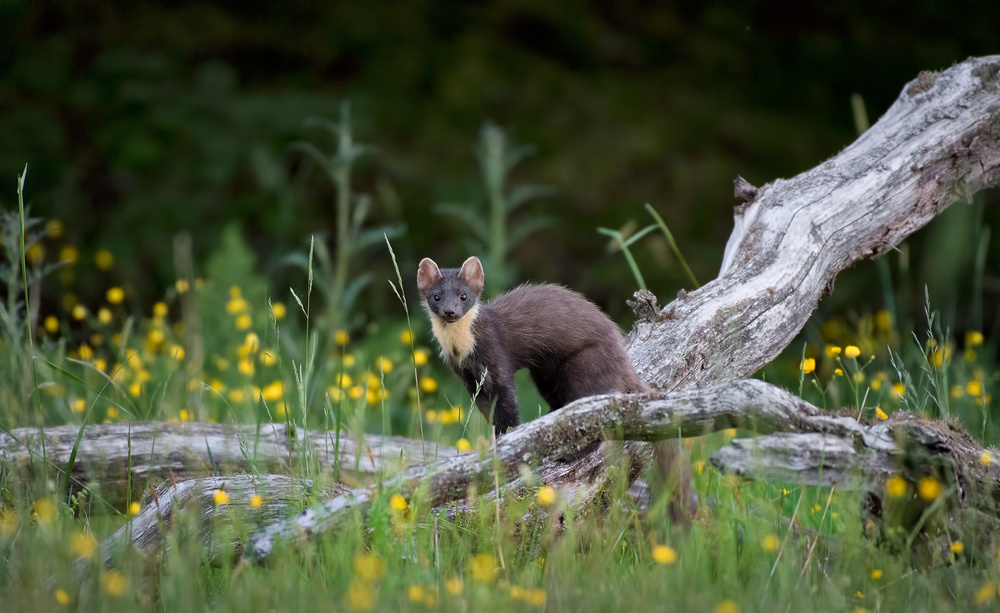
[2,206,1000,611]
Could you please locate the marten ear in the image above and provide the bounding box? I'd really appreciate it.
[458,256,485,294]
[417,258,442,293]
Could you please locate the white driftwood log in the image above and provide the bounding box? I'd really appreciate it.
[0,422,454,509]
[626,58,1000,387]
[235,55,1000,562]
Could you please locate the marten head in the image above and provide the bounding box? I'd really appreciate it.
[417,256,484,324]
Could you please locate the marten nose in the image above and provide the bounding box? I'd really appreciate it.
[442,308,456,317]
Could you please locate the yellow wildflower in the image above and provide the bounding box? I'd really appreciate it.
[400,330,412,344]
[870,569,882,579]
[967,330,985,346]
[27,243,45,264]
[33,499,56,525]
[875,406,888,420]
[44,315,59,334]
[834,368,843,376]
[335,329,349,345]
[344,354,356,367]
[226,296,248,314]
[892,383,905,398]
[413,349,428,366]
[844,345,860,358]
[100,570,129,597]
[468,553,497,583]
[885,476,907,498]
[250,495,262,509]
[271,302,286,319]
[235,314,252,330]
[59,245,78,264]
[129,502,141,515]
[72,304,87,320]
[981,451,993,466]
[376,357,393,373]
[213,490,230,505]
[761,535,780,553]
[94,249,114,270]
[875,310,892,330]
[951,541,963,554]
[420,376,438,393]
[967,380,983,397]
[348,386,364,400]
[55,588,71,605]
[0,511,19,537]
[262,381,283,401]
[70,399,85,413]
[528,588,547,607]
[723,428,736,439]
[445,577,463,595]
[974,582,996,605]
[229,388,246,403]
[346,580,374,611]
[147,328,165,347]
[106,407,119,420]
[175,279,190,294]
[152,302,168,317]
[652,544,677,565]
[456,438,471,452]
[536,486,556,507]
[389,494,408,511]
[260,350,278,366]
[714,600,740,613]
[825,345,842,358]
[801,358,815,374]
[238,358,254,375]
[407,585,425,602]
[918,476,942,501]
[353,553,385,582]
[70,531,98,560]
[129,382,142,397]
[47,219,64,238]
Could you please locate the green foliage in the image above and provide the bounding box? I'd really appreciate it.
[435,122,553,291]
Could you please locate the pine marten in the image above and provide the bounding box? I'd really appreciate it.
[417,256,691,516]
[417,256,652,434]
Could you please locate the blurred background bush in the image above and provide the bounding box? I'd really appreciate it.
[2,2,998,331]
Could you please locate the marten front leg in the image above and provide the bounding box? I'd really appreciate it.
[463,364,520,436]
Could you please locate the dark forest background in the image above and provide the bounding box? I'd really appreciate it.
[2,2,999,333]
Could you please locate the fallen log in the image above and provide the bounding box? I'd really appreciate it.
[0,422,455,509]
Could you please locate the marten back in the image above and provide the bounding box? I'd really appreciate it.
[481,284,648,409]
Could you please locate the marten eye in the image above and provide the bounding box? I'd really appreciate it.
[433,294,441,302]
[460,293,467,301]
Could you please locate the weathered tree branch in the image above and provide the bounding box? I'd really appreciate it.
[626,57,1000,388]
[240,379,1000,562]
[0,422,453,509]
